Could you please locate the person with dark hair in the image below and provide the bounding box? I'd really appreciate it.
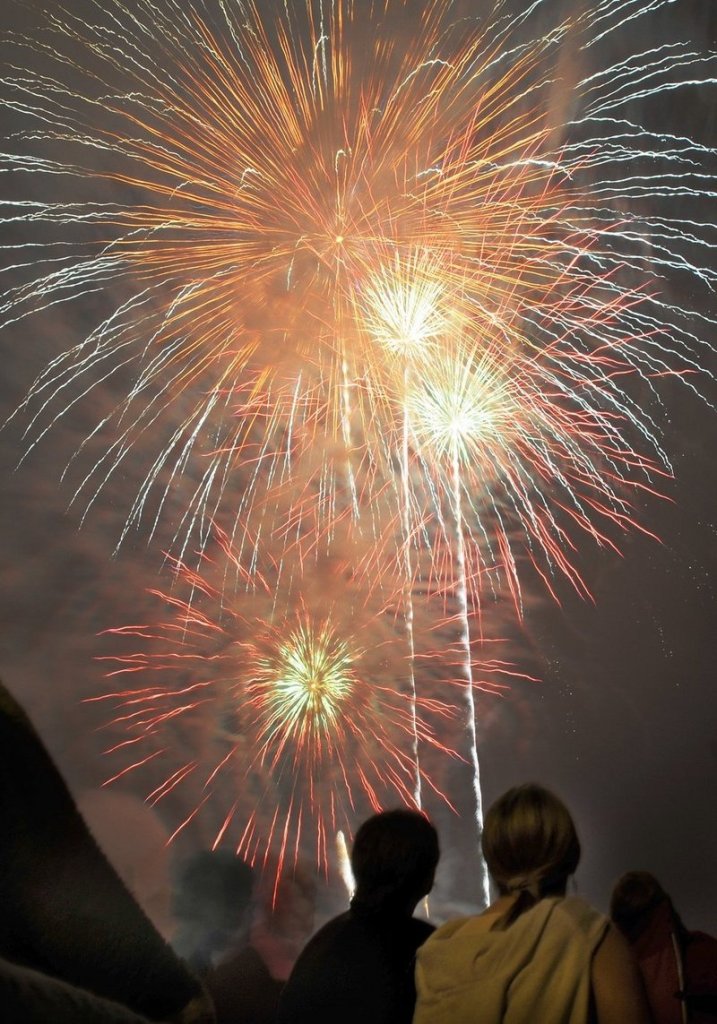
[611,871,717,1023]
[173,850,256,974]
[415,783,651,1024]
[172,849,284,1024]
[0,677,213,1023]
[277,808,439,1024]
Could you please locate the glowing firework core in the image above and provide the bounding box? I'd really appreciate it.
[362,252,448,358]
[253,620,357,746]
[409,351,517,464]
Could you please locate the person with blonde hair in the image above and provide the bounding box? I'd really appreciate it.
[414,783,651,1024]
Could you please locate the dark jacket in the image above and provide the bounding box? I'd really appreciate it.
[277,899,434,1024]
[205,945,284,1024]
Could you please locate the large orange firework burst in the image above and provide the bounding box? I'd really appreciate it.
[2,0,711,573]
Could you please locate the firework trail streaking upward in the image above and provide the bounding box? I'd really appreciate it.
[1,0,716,898]
[450,441,490,908]
[358,248,453,809]
[408,346,526,908]
[335,830,355,900]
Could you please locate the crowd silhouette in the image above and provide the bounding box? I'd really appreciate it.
[1,676,715,1023]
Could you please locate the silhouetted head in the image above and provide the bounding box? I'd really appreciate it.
[174,849,254,938]
[351,809,439,913]
[483,783,581,902]
[610,871,677,943]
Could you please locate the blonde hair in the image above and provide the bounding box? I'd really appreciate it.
[482,784,580,922]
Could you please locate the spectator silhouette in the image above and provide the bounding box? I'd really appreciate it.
[611,871,717,1023]
[1,954,154,1024]
[277,808,439,1024]
[415,783,651,1024]
[173,849,283,1024]
[0,677,212,1022]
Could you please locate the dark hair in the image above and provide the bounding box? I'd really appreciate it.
[482,784,581,926]
[174,849,254,930]
[351,809,439,910]
[610,872,682,944]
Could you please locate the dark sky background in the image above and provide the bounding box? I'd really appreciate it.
[0,0,716,941]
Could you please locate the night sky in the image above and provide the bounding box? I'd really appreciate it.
[1,0,716,940]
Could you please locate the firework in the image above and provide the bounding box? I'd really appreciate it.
[92,533,457,886]
[336,830,355,900]
[355,247,456,808]
[404,311,676,609]
[245,616,362,767]
[1,0,711,564]
[2,0,716,902]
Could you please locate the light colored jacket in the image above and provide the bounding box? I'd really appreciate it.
[415,896,608,1024]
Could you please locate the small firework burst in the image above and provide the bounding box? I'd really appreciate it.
[92,533,457,883]
[358,249,450,360]
[246,617,358,764]
[407,345,519,466]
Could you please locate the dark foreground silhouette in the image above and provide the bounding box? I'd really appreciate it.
[0,677,211,1023]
